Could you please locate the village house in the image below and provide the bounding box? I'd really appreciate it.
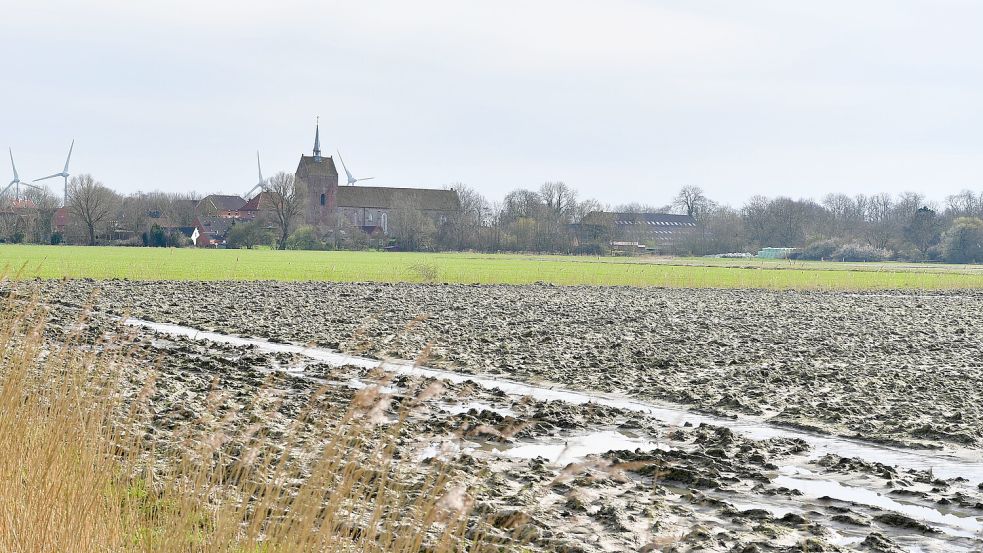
[193,216,235,247]
[196,194,247,219]
[0,200,39,242]
[236,192,269,221]
[157,125,462,248]
[52,207,71,237]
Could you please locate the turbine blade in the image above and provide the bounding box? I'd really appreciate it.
[63,139,74,173]
[34,173,61,182]
[8,148,18,181]
[256,151,263,184]
[359,177,375,181]
[337,150,354,181]
[1,182,14,196]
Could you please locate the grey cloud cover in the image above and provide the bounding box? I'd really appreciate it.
[1,0,981,205]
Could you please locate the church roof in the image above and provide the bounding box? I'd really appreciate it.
[297,155,339,177]
[200,194,246,212]
[336,186,460,211]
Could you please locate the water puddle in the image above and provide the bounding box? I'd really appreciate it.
[842,293,950,300]
[774,467,982,538]
[125,319,983,483]
[782,473,982,539]
[417,439,477,461]
[127,318,983,545]
[496,430,671,465]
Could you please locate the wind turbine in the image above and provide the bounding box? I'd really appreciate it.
[337,150,373,186]
[34,140,74,206]
[244,151,267,198]
[3,148,41,202]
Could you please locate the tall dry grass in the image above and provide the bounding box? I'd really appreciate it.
[0,288,486,552]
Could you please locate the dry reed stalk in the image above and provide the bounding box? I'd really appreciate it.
[0,290,491,552]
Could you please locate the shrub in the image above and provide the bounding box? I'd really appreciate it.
[167,231,191,248]
[942,217,983,264]
[796,239,840,260]
[226,221,275,249]
[408,262,440,283]
[144,225,191,248]
[831,243,891,262]
[892,243,925,262]
[573,243,607,256]
[285,225,326,250]
[143,224,168,247]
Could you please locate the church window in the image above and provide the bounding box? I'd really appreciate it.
[320,193,326,206]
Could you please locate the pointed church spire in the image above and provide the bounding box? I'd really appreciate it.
[313,116,322,161]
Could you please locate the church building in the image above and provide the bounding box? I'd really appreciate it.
[295,124,460,235]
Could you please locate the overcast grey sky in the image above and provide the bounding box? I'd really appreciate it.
[1,0,981,206]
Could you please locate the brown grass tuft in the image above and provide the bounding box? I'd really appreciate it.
[0,292,490,552]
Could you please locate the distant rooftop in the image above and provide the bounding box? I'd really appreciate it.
[200,194,247,212]
[586,211,698,227]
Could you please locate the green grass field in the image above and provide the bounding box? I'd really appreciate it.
[2,244,982,290]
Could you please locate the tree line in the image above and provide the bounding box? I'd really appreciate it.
[2,174,982,263]
[423,183,983,263]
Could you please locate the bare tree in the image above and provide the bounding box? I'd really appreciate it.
[672,186,711,218]
[500,189,544,225]
[699,206,746,254]
[945,190,982,218]
[390,200,436,251]
[67,174,119,246]
[537,182,578,251]
[573,198,604,224]
[23,185,60,244]
[264,172,306,250]
[540,181,578,220]
[167,192,202,226]
[441,184,488,250]
[613,202,670,214]
[742,196,820,248]
[863,193,896,250]
[904,207,942,256]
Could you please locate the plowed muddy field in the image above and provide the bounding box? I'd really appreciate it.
[25,281,983,551]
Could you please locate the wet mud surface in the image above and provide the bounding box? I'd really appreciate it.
[13,280,983,551]
[62,280,983,451]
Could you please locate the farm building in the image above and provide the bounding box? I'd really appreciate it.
[575,211,700,254]
[757,247,796,259]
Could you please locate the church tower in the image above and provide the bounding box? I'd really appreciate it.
[295,119,339,228]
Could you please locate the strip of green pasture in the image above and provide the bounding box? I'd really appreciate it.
[1,245,981,290]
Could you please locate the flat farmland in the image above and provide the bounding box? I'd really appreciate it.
[3,244,983,289]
